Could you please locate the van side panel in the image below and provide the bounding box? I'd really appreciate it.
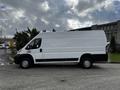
[39,31,107,62]
[16,30,108,64]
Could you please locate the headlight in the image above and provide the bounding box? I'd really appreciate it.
[17,49,22,54]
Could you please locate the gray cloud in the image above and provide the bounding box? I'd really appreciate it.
[76,0,104,12]
[0,0,120,37]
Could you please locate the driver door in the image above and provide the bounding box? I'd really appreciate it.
[26,38,43,63]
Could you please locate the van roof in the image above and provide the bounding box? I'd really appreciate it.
[35,30,105,39]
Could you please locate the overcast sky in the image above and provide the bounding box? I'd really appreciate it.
[0,0,120,37]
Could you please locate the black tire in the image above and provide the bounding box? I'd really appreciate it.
[20,58,33,69]
[80,57,93,69]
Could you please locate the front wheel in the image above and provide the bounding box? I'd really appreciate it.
[80,57,93,69]
[20,58,32,69]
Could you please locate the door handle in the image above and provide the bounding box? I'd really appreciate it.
[40,48,42,52]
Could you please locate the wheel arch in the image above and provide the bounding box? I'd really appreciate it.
[17,54,34,64]
[79,53,93,63]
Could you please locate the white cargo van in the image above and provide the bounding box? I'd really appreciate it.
[14,30,108,69]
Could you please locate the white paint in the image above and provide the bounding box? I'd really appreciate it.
[17,30,107,64]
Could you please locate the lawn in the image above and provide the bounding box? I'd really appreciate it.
[109,53,120,62]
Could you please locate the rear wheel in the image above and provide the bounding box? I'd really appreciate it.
[20,58,33,69]
[80,57,93,69]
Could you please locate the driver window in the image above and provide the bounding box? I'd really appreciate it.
[26,38,41,50]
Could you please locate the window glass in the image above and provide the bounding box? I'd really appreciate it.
[26,38,41,49]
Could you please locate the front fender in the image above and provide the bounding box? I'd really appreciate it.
[14,54,34,64]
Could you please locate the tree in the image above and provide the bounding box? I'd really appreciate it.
[14,28,39,50]
[27,27,39,40]
[110,35,116,53]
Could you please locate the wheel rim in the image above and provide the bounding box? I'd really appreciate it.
[22,60,29,68]
[83,60,91,68]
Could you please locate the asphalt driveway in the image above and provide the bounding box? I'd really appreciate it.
[0,64,120,90]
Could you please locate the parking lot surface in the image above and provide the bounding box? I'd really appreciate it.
[0,63,120,90]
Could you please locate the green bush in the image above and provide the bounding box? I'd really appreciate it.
[13,28,39,50]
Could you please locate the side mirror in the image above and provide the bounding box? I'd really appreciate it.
[26,45,30,50]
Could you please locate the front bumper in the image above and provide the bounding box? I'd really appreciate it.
[14,54,21,64]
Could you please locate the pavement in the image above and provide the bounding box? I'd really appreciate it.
[0,64,120,90]
[0,49,120,90]
[0,49,12,65]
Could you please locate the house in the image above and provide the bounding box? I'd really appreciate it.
[70,20,120,44]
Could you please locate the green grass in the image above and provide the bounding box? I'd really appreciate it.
[109,53,120,62]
